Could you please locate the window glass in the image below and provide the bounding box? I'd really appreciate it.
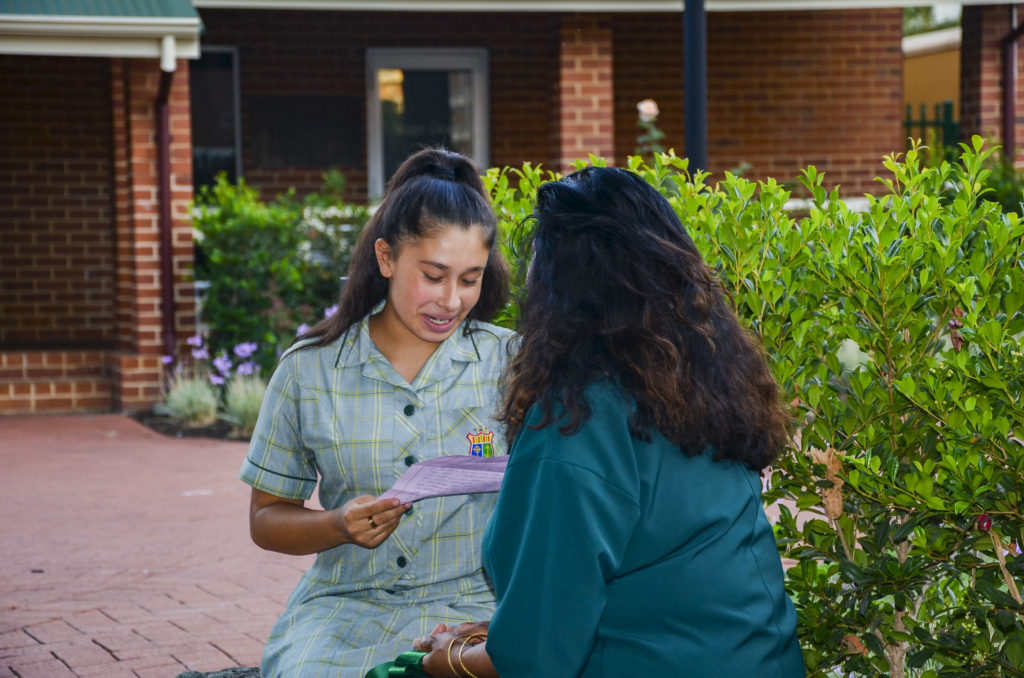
[379,69,474,181]
[367,49,488,196]
[189,49,240,191]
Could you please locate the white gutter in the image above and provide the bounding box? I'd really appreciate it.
[192,0,1001,11]
[0,14,200,59]
[902,26,961,57]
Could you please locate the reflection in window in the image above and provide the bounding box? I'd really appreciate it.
[379,69,474,182]
[367,49,488,196]
[189,48,240,191]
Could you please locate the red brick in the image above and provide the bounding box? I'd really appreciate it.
[50,643,117,667]
[4,658,76,677]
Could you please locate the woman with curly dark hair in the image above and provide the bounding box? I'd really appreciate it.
[414,166,804,678]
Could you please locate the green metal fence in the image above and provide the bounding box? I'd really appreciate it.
[904,100,960,149]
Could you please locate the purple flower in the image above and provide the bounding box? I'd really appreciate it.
[296,323,311,337]
[209,373,225,386]
[323,305,338,318]
[186,334,204,348]
[161,355,175,365]
[191,347,209,361]
[213,355,233,375]
[233,341,258,359]
[236,361,256,376]
[977,514,992,532]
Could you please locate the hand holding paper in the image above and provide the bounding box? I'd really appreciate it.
[380,455,508,504]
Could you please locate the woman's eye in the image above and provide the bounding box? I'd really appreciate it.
[424,273,443,283]
[461,278,480,287]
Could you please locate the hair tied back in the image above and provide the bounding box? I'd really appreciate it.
[425,163,457,181]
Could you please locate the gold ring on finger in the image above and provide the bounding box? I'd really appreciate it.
[368,516,378,528]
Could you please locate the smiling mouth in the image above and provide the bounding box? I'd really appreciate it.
[425,314,456,330]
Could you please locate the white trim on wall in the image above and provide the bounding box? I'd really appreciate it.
[902,26,961,57]
[366,47,490,198]
[193,0,994,12]
[0,14,200,59]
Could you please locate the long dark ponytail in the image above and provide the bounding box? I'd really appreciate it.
[300,148,509,348]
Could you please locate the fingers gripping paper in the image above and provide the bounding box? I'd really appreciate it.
[380,455,509,504]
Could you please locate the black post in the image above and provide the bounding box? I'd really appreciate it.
[684,0,708,171]
[1004,5,1018,162]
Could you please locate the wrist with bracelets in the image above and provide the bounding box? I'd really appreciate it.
[446,632,487,678]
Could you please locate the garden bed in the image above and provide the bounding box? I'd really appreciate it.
[130,410,246,441]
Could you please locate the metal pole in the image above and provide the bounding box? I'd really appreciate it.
[684,0,708,171]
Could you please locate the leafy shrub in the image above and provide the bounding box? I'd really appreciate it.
[978,155,1024,216]
[156,373,218,428]
[921,140,1024,216]
[193,170,370,374]
[485,161,562,328]
[488,140,1024,677]
[221,374,267,439]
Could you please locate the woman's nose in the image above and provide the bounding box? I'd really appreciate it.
[438,281,459,310]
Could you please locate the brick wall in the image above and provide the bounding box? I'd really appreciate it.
[614,9,904,195]
[613,14,684,166]
[557,14,615,171]
[961,4,1024,162]
[110,57,196,409]
[0,55,195,413]
[198,9,558,200]
[0,55,117,348]
[200,8,902,200]
[0,351,111,414]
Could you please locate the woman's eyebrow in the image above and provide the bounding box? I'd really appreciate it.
[419,260,485,273]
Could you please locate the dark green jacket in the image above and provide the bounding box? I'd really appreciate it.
[483,382,805,678]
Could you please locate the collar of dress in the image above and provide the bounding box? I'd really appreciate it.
[333,301,482,371]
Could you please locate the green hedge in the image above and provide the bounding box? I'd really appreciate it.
[192,170,369,374]
[486,139,1024,677]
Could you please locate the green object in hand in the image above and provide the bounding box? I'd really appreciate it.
[364,651,428,678]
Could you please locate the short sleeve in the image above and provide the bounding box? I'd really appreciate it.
[483,389,641,678]
[238,351,318,499]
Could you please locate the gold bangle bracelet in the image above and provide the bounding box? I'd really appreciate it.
[457,634,487,678]
[446,635,461,678]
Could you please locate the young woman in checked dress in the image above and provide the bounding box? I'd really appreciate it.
[240,149,512,677]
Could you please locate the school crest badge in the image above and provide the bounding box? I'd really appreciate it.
[466,428,495,457]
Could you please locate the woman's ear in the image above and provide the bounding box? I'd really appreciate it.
[374,238,393,278]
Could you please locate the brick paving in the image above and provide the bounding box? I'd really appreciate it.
[0,415,314,677]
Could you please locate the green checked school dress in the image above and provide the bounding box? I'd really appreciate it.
[239,314,513,678]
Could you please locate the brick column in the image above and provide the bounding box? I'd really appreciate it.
[110,58,195,411]
[555,14,615,173]
[961,4,1024,162]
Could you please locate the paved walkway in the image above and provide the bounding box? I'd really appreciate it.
[0,414,315,678]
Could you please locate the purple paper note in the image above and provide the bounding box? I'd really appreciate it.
[380,455,509,503]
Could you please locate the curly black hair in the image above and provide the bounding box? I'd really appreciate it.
[499,166,788,471]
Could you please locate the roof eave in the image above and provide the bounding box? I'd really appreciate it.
[191,0,1008,11]
[0,15,201,59]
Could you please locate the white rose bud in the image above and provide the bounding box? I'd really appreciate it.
[636,98,660,123]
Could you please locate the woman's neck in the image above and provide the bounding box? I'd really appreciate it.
[367,310,444,384]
